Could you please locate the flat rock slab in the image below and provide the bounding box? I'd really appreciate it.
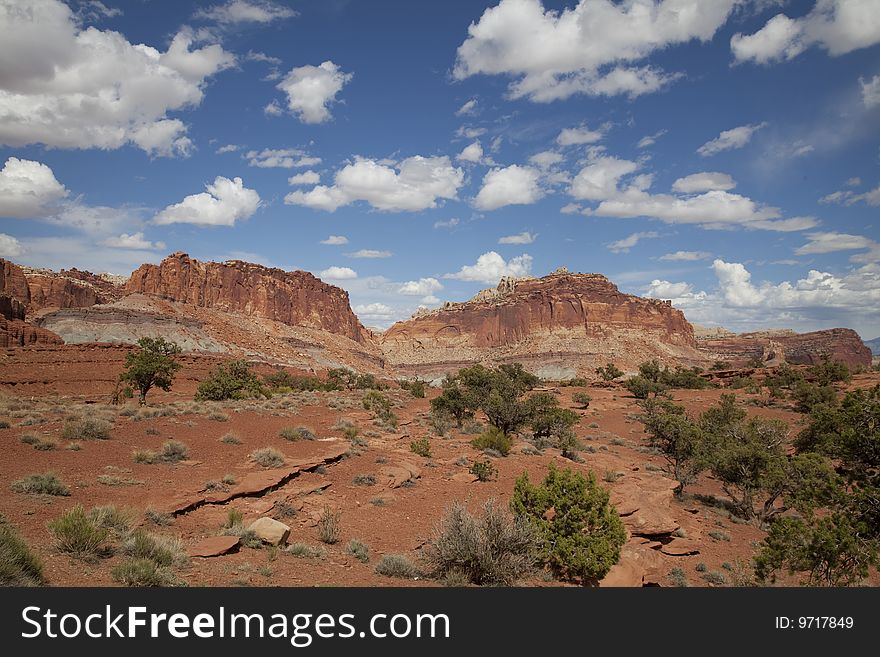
[188,535,240,558]
[660,539,701,556]
[379,461,422,488]
[451,472,479,483]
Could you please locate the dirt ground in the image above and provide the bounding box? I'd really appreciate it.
[2,361,878,588]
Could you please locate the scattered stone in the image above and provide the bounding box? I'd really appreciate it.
[451,472,478,483]
[188,535,240,558]
[248,517,291,546]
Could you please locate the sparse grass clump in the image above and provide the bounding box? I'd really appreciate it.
[708,530,731,542]
[134,440,189,464]
[62,417,111,441]
[347,539,370,563]
[424,500,536,586]
[250,447,284,468]
[0,514,44,586]
[317,507,341,545]
[668,567,689,587]
[89,505,134,538]
[48,505,109,558]
[470,426,512,456]
[33,438,58,451]
[469,459,496,482]
[65,442,82,451]
[12,472,70,496]
[375,554,417,579]
[0,420,10,429]
[145,509,175,526]
[19,433,39,445]
[353,474,376,487]
[280,426,316,441]
[286,543,326,559]
[220,433,242,445]
[122,529,188,568]
[207,412,228,422]
[410,437,432,458]
[112,559,181,587]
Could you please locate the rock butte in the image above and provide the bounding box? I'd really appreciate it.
[0,256,872,376]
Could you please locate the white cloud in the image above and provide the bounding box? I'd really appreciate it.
[0,157,69,218]
[320,235,348,245]
[571,154,816,232]
[275,61,352,124]
[456,98,478,116]
[846,177,862,187]
[347,249,392,259]
[246,148,320,169]
[607,231,659,253]
[0,233,24,258]
[288,171,321,185]
[264,99,284,116]
[557,126,603,146]
[216,144,240,154]
[195,1,297,24]
[320,266,358,280]
[100,232,166,250]
[659,250,711,261]
[820,182,880,207]
[354,302,395,322]
[697,122,767,156]
[794,231,877,255]
[672,171,737,193]
[245,51,282,65]
[455,126,487,139]
[398,278,443,296]
[637,129,668,148]
[285,155,464,212]
[153,176,261,226]
[457,141,485,163]
[474,165,543,210]
[0,4,234,156]
[76,1,122,22]
[861,74,880,109]
[444,251,533,284]
[453,0,738,101]
[434,218,460,229]
[499,231,537,245]
[529,150,564,168]
[732,1,880,64]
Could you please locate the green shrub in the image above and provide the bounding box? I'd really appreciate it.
[48,505,109,558]
[220,433,242,444]
[158,440,188,463]
[399,379,426,398]
[11,472,70,496]
[375,554,417,578]
[19,434,39,445]
[362,391,398,430]
[119,337,182,405]
[347,539,370,563]
[559,377,589,387]
[810,358,851,386]
[122,529,187,568]
[195,360,268,401]
[0,514,44,586]
[280,426,316,441]
[250,447,284,468]
[317,507,340,544]
[595,363,624,381]
[62,416,111,441]
[791,381,837,413]
[353,474,376,486]
[88,505,134,538]
[112,559,181,587]
[625,375,668,399]
[511,464,626,584]
[410,437,432,458]
[286,543,326,559]
[470,426,512,456]
[469,459,497,482]
[424,500,536,585]
[572,392,592,409]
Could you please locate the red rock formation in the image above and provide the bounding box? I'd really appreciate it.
[0,258,63,346]
[1,258,31,304]
[126,252,367,343]
[381,269,703,378]
[0,317,63,348]
[699,328,872,368]
[24,267,124,314]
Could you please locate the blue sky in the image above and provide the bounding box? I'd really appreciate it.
[1,0,879,338]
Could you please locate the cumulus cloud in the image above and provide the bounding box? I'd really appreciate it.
[861,75,880,109]
[0,233,24,258]
[354,302,396,322]
[398,278,443,296]
[0,3,234,156]
[444,251,533,284]
[659,250,710,261]
[794,231,878,255]
[347,249,392,259]
[529,150,564,169]
[194,1,297,24]
[320,235,348,245]
[474,165,543,210]
[499,231,537,245]
[153,176,261,226]
[697,122,767,156]
[216,144,240,154]
[557,126,603,146]
[457,141,485,163]
[607,230,659,253]
[275,61,352,124]
[0,157,69,218]
[320,266,358,280]
[434,218,460,229]
[285,156,464,212]
[671,172,737,193]
[246,148,321,169]
[570,154,816,232]
[819,182,880,207]
[453,0,738,101]
[732,0,880,64]
[637,129,668,148]
[288,171,321,185]
[100,232,166,250]
[456,98,478,116]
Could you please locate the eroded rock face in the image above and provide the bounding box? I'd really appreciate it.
[0,317,64,348]
[1,259,31,304]
[381,271,703,377]
[700,328,872,368]
[0,259,63,347]
[126,252,367,343]
[24,268,123,314]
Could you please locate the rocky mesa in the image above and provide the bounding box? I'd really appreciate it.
[699,328,872,368]
[380,268,704,379]
[126,253,368,344]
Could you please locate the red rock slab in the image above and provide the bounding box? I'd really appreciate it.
[660,539,701,556]
[451,472,478,483]
[188,535,240,558]
[379,461,422,488]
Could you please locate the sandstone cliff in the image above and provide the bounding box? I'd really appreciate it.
[699,328,872,368]
[381,269,703,379]
[0,259,63,347]
[126,253,367,344]
[23,266,124,315]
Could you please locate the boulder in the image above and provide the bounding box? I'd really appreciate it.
[248,517,291,546]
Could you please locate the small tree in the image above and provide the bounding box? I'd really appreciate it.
[639,399,706,497]
[528,393,579,448]
[430,379,475,428]
[195,359,267,401]
[511,464,626,584]
[595,363,623,381]
[119,337,182,405]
